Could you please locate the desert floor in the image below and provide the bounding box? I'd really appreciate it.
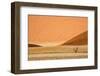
[28,45,88,60]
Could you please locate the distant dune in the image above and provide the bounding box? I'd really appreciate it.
[62,31,88,45]
[28,44,41,47]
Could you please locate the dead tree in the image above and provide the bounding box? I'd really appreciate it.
[73,47,78,53]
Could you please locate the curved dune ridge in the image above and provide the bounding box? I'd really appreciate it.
[28,31,88,47]
[29,41,66,47]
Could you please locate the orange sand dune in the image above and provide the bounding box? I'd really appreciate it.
[28,15,88,46]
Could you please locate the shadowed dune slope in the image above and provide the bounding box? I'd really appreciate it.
[28,44,41,47]
[62,31,88,45]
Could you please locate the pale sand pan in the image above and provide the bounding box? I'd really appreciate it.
[28,53,88,60]
[28,45,88,60]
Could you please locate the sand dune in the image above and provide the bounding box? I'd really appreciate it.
[62,31,88,45]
